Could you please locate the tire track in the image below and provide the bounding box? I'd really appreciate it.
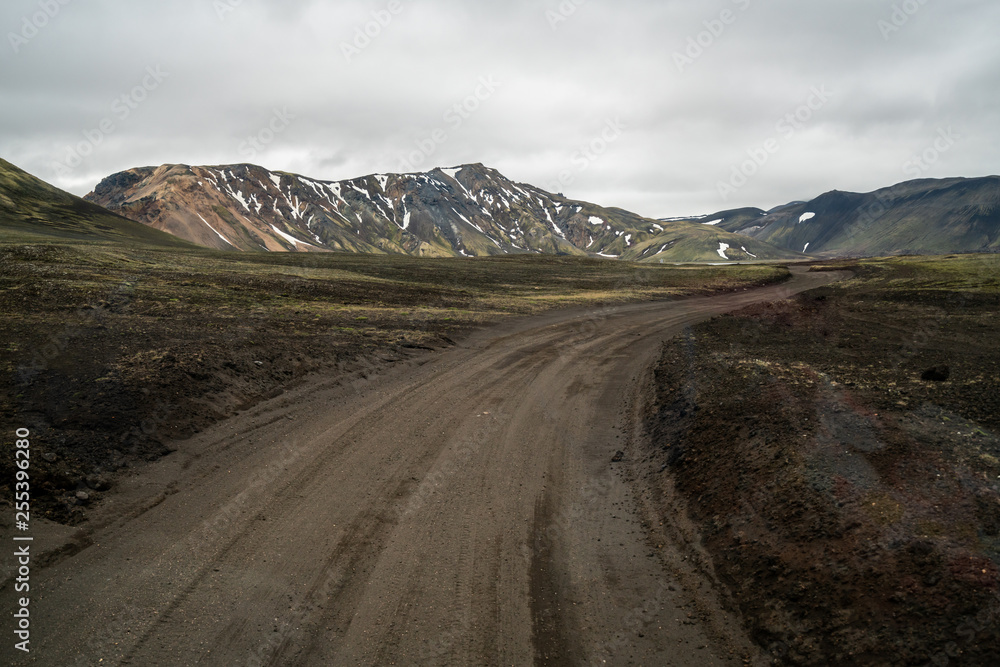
[18,268,850,666]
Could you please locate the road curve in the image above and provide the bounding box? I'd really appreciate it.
[4,267,848,666]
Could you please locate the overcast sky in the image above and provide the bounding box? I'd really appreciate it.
[2,0,998,217]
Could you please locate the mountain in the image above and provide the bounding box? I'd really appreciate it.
[714,177,1000,257]
[84,163,804,262]
[659,207,768,233]
[0,157,194,247]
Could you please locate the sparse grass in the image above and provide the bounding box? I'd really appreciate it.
[0,241,791,324]
[1,158,196,248]
[0,238,790,524]
[645,251,1000,664]
[821,253,1000,294]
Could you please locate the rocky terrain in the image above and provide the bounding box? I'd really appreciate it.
[636,254,1000,664]
[6,152,1000,664]
[0,262,840,667]
[84,161,804,263]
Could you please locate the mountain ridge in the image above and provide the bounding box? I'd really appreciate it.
[83,162,805,263]
[0,157,195,247]
[664,176,1000,257]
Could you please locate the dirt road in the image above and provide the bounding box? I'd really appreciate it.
[3,267,847,666]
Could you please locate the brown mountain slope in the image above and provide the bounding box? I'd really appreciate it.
[85,163,806,262]
[0,157,194,248]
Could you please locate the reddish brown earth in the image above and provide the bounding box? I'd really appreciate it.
[638,267,1000,665]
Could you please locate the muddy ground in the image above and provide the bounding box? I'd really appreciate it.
[637,255,1000,665]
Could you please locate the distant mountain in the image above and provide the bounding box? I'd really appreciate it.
[0,158,193,247]
[713,177,1000,257]
[85,163,804,263]
[659,208,768,233]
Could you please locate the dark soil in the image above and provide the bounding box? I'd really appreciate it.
[640,256,1000,665]
[0,260,449,524]
[0,242,788,525]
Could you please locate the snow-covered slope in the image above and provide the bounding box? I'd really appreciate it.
[86,162,802,261]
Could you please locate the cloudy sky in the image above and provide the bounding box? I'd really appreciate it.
[2,0,998,217]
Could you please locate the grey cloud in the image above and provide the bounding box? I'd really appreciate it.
[1,0,997,217]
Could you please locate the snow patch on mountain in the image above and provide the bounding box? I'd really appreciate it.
[453,208,484,233]
[197,214,234,247]
[271,225,316,248]
[86,161,803,262]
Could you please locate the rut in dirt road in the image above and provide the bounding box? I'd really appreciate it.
[2,268,848,666]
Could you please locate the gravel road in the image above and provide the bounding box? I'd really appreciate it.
[3,267,847,666]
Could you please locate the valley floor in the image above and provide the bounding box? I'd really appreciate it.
[0,245,786,525]
[0,264,843,665]
[5,247,997,665]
